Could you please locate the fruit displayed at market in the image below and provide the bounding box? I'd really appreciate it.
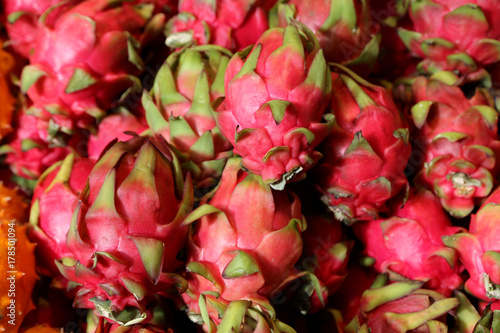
[354,189,463,296]
[165,0,270,51]
[28,153,95,279]
[407,71,500,217]
[269,0,381,73]
[313,65,411,224]
[3,0,500,331]
[216,22,332,190]
[54,136,193,324]
[397,0,500,80]
[143,45,233,189]
[443,185,500,311]
[181,157,306,330]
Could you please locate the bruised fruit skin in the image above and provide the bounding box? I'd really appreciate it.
[0,185,37,332]
[217,23,333,190]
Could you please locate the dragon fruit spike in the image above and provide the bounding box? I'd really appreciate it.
[314,63,411,224]
[269,0,381,74]
[217,21,333,190]
[55,136,193,325]
[28,153,95,279]
[142,45,233,189]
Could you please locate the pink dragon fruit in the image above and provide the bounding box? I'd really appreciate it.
[88,110,147,161]
[180,157,307,330]
[20,0,166,133]
[165,0,270,52]
[443,185,500,311]
[354,189,463,296]
[216,22,333,190]
[2,0,80,58]
[28,153,95,278]
[142,45,233,189]
[296,214,352,313]
[269,0,381,74]
[55,136,193,325]
[397,0,500,81]
[313,64,411,224]
[408,71,500,217]
[3,110,86,179]
[346,281,460,333]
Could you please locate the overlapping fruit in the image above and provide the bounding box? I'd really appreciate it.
[2,0,500,332]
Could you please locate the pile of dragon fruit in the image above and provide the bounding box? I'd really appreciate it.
[2,0,500,332]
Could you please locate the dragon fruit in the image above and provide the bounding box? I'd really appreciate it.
[295,214,352,313]
[216,22,332,190]
[408,71,500,217]
[28,153,95,279]
[165,0,270,52]
[142,45,233,189]
[397,0,500,81]
[354,189,463,296]
[2,0,80,58]
[3,110,86,179]
[443,185,500,311]
[88,110,147,160]
[54,136,193,325]
[345,281,459,333]
[180,157,306,330]
[269,0,381,74]
[19,0,165,133]
[313,64,411,224]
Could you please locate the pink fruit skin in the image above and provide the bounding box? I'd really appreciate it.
[301,215,352,312]
[168,0,269,51]
[24,0,158,129]
[88,112,147,160]
[446,186,500,305]
[2,0,81,58]
[400,0,500,76]
[28,155,95,277]
[314,69,411,223]
[5,111,86,179]
[354,189,463,296]
[217,25,332,187]
[57,136,192,320]
[182,158,304,326]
